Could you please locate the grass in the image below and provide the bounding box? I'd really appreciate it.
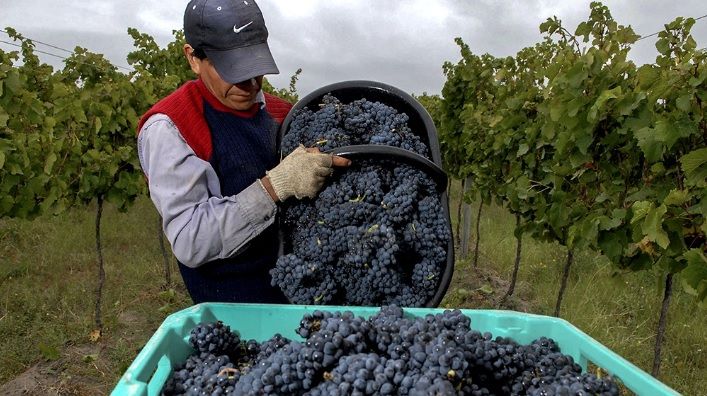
[0,189,704,395]
[0,197,192,394]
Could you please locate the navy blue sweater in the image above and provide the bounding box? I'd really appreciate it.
[177,100,289,304]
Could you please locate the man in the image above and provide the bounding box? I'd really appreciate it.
[137,0,349,304]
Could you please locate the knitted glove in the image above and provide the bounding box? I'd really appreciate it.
[266,145,333,200]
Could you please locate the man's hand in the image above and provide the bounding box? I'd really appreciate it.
[263,145,351,201]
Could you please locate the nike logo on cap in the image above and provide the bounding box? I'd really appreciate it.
[233,21,253,33]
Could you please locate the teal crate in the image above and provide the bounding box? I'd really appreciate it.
[112,303,680,396]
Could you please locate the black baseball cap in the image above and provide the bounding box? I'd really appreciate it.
[184,0,279,83]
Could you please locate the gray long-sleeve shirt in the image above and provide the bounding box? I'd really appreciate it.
[137,110,278,268]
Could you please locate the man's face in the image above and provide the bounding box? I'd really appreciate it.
[185,45,263,111]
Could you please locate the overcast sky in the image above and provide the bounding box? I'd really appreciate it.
[2,1,706,97]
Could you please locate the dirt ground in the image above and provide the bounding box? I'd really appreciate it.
[0,308,151,396]
[0,344,106,396]
[441,254,537,314]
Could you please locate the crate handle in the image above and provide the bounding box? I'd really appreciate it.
[147,355,173,395]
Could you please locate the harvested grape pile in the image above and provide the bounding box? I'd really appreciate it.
[161,307,620,395]
[272,95,451,306]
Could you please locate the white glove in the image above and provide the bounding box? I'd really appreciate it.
[266,145,334,200]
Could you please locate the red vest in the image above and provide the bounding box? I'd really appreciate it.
[137,79,293,161]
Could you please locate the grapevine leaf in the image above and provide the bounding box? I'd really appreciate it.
[7,161,23,175]
[676,94,692,112]
[656,255,684,274]
[575,21,592,38]
[595,192,610,203]
[517,143,529,157]
[569,217,598,248]
[634,127,663,162]
[4,71,21,94]
[106,189,127,211]
[680,147,707,187]
[637,65,660,89]
[663,189,690,206]
[688,72,706,87]
[549,102,563,122]
[642,204,669,249]
[655,38,670,55]
[0,151,4,170]
[515,175,530,199]
[575,131,593,155]
[0,195,13,214]
[680,249,707,301]
[612,208,627,222]
[685,35,697,51]
[51,82,70,99]
[663,119,697,150]
[547,202,570,236]
[598,231,625,262]
[44,152,57,175]
[626,253,654,271]
[588,87,620,121]
[567,65,588,88]
[650,162,666,175]
[567,97,583,117]
[631,201,652,224]
[598,215,622,231]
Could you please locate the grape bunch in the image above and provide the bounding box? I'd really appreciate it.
[162,321,290,395]
[162,307,621,395]
[273,95,450,306]
[189,321,240,355]
[280,94,430,157]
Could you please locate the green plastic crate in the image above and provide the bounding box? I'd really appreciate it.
[111,303,680,396]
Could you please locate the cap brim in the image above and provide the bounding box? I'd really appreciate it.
[205,42,280,84]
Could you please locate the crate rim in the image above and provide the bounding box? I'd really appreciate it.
[113,305,680,396]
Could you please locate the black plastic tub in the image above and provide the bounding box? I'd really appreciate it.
[279,80,443,166]
[278,80,454,308]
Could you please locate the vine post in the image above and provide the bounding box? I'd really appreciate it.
[456,178,464,249]
[460,177,473,259]
[505,214,523,299]
[472,201,483,268]
[554,249,574,317]
[156,213,172,289]
[93,195,105,337]
[652,273,674,377]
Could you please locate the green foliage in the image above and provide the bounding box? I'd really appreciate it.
[0,26,301,220]
[681,249,707,300]
[413,92,442,130]
[1,31,67,218]
[127,28,191,101]
[1,29,145,218]
[438,2,707,300]
[262,67,302,104]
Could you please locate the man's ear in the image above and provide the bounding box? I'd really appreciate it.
[183,44,201,75]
